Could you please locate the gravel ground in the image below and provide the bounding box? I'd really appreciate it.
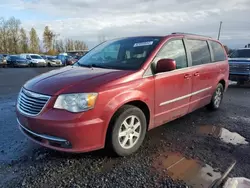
[0,67,250,188]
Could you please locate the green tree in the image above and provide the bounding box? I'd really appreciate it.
[43,26,56,52]
[29,27,40,53]
[19,28,29,53]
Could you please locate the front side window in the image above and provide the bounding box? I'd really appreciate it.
[75,37,162,70]
[154,39,188,69]
[186,39,211,66]
[210,41,226,62]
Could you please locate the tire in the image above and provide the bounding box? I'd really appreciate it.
[107,105,147,156]
[207,83,224,111]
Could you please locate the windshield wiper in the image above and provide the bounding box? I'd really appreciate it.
[75,62,108,69]
[90,64,107,69]
[75,62,91,68]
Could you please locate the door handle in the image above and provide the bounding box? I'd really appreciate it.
[194,72,200,77]
[184,74,191,79]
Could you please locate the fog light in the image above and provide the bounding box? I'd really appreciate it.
[65,141,71,146]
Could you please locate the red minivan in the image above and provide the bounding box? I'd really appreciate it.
[16,33,229,156]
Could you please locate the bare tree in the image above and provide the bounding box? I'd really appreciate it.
[8,17,21,53]
[0,17,10,53]
[0,16,88,54]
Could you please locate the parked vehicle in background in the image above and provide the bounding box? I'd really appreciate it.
[20,54,47,67]
[56,54,67,66]
[16,33,229,156]
[0,54,8,67]
[0,54,7,67]
[229,48,250,85]
[66,50,89,57]
[46,56,62,67]
[66,56,77,65]
[56,54,77,66]
[73,55,82,60]
[6,55,30,67]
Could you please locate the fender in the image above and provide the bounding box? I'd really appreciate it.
[100,89,154,141]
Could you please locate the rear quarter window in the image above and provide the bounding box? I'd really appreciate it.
[209,41,226,62]
[186,39,211,66]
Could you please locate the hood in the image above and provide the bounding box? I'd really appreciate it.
[24,66,134,95]
[32,58,46,63]
[228,58,250,63]
[16,59,27,62]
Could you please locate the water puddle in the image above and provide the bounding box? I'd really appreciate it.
[198,125,248,145]
[153,152,221,188]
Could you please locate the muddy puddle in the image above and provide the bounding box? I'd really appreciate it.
[198,125,248,145]
[153,152,221,188]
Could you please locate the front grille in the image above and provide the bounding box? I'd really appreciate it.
[17,88,50,116]
[229,63,250,74]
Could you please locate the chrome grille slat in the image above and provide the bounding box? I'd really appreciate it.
[19,98,44,108]
[18,100,42,110]
[19,105,39,114]
[17,88,51,116]
[20,93,48,102]
[19,104,39,113]
[229,63,250,74]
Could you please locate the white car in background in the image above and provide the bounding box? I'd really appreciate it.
[20,53,47,67]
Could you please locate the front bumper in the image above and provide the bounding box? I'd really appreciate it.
[50,62,62,66]
[16,108,106,153]
[229,73,250,82]
[14,63,29,67]
[31,62,47,67]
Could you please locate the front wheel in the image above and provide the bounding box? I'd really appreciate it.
[207,83,224,111]
[107,105,147,156]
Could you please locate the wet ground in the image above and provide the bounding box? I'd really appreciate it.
[0,67,250,188]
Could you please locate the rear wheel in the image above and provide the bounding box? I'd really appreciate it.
[207,83,224,111]
[107,105,147,156]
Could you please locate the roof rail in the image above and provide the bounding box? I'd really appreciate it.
[171,32,212,38]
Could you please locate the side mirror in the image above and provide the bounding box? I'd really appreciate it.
[156,58,176,74]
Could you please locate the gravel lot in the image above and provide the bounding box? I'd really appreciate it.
[0,67,250,188]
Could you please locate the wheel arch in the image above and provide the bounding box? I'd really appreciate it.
[219,79,226,90]
[104,99,151,147]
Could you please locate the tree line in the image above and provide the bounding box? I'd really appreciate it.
[0,17,88,55]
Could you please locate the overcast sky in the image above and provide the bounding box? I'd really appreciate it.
[1,0,250,49]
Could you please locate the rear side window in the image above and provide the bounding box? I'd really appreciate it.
[186,39,211,66]
[210,41,226,62]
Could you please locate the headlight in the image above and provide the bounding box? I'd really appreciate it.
[54,93,98,112]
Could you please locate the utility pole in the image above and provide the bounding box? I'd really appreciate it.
[217,21,222,40]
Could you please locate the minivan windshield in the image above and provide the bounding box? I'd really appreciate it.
[75,37,162,70]
[30,55,42,59]
[230,49,250,58]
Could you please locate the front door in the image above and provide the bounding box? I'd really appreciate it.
[153,38,192,127]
